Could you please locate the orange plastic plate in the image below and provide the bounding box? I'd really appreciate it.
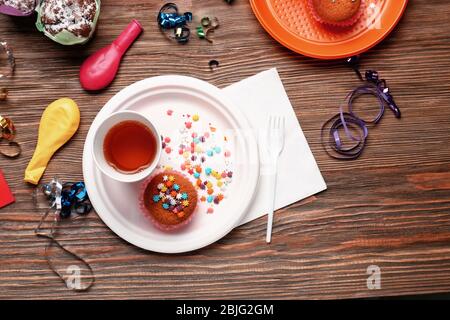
[250,0,408,59]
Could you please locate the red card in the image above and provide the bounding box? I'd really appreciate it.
[0,169,15,208]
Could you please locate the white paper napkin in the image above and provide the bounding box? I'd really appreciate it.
[222,68,327,226]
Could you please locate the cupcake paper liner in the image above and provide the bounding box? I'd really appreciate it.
[307,0,365,27]
[139,169,199,232]
[0,0,37,16]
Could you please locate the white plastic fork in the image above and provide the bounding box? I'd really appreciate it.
[265,115,285,243]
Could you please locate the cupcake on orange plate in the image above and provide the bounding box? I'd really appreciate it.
[308,0,363,27]
[140,170,198,231]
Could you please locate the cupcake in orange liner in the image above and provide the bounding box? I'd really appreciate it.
[307,0,364,27]
[139,170,198,231]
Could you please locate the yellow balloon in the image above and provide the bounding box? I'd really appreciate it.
[24,98,80,185]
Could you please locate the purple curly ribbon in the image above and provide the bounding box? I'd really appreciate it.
[322,80,400,160]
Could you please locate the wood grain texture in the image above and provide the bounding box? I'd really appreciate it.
[1,0,450,299]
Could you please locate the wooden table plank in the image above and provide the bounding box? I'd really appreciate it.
[1,0,450,299]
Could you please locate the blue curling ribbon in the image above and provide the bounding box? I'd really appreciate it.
[42,179,91,219]
[158,11,192,29]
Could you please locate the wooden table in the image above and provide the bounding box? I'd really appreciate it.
[1,0,449,300]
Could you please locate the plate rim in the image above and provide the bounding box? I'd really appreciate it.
[82,75,260,253]
[250,0,409,60]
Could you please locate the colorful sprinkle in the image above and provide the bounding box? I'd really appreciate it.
[177,211,185,218]
[224,150,231,157]
[173,184,180,191]
[164,137,171,143]
[207,207,214,214]
[167,109,173,116]
[214,146,221,154]
[205,167,212,175]
[165,147,172,154]
[181,192,188,200]
[152,195,160,202]
[192,114,200,122]
[207,150,214,157]
[193,172,200,179]
[207,195,214,203]
[162,203,170,209]
[182,200,189,207]
[185,122,192,129]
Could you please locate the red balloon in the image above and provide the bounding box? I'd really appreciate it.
[80,20,143,91]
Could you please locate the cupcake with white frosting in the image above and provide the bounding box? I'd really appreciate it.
[35,0,101,45]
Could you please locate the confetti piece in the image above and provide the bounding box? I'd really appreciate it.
[224,150,231,157]
[192,114,200,121]
[207,195,214,203]
[207,150,214,157]
[167,109,173,116]
[205,167,212,175]
[192,132,198,138]
[201,196,206,202]
[194,172,200,179]
[165,147,172,154]
[185,122,192,129]
[207,189,214,195]
[207,207,214,214]
[164,137,171,143]
[210,126,216,132]
[214,146,221,154]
